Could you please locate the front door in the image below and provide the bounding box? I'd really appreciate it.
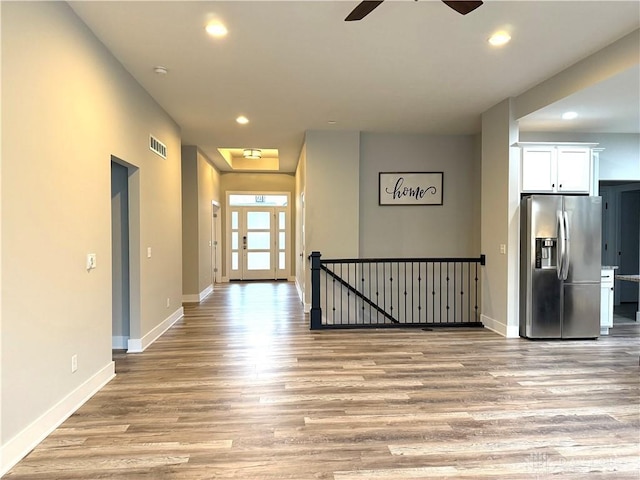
[228,195,289,281]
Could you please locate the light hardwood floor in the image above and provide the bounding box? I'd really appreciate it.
[6,282,640,479]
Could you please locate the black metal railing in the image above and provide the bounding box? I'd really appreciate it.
[310,251,485,330]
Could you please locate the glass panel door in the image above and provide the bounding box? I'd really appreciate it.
[244,209,273,279]
[227,193,290,281]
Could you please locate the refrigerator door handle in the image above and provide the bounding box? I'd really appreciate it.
[557,210,569,281]
[557,210,564,280]
[563,210,570,281]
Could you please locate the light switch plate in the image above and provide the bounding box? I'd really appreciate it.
[147,247,152,258]
[86,253,97,270]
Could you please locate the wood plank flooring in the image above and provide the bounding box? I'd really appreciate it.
[6,282,640,479]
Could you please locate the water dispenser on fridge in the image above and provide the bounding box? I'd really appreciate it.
[535,238,557,270]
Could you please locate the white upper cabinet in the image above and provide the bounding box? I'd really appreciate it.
[556,146,592,193]
[521,146,555,192]
[520,143,595,194]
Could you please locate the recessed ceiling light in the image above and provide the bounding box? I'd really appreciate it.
[206,22,228,38]
[562,111,578,120]
[236,116,249,125]
[328,120,337,125]
[153,66,168,75]
[488,31,511,47]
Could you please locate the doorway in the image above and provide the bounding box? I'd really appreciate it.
[111,161,130,349]
[618,189,640,303]
[600,181,640,324]
[226,193,290,281]
[111,157,141,351]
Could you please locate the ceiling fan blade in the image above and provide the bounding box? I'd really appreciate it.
[441,1,483,15]
[345,1,384,21]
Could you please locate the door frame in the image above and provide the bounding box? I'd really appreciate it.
[110,156,141,352]
[212,201,221,285]
[225,191,291,281]
[599,181,640,307]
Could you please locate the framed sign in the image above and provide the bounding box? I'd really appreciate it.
[379,172,443,206]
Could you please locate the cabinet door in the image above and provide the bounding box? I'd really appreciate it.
[556,147,591,193]
[600,270,614,330]
[600,285,613,329]
[521,147,555,192]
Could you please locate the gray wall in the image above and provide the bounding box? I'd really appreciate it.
[1,2,182,469]
[182,146,221,298]
[480,99,521,337]
[181,146,200,296]
[304,131,361,259]
[296,130,483,308]
[359,133,480,258]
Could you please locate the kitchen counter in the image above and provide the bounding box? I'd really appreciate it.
[602,266,619,270]
[616,274,640,283]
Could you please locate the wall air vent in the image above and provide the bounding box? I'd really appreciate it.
[149,135,167,159]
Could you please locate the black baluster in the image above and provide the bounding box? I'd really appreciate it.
[417,262,422,324]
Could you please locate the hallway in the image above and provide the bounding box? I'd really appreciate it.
[5,282,640,479]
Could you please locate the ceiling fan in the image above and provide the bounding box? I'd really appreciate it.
[345,1,483,21]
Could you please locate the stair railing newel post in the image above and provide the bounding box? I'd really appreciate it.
[310,251,322,330]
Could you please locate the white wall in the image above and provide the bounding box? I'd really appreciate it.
[1,2,183,473]
[359,133,480,258]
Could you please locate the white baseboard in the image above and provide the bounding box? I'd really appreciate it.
[480,314,519,338]
[287,276,296,282]
[127,307,184,353]
[0,362,115,477]
[182,284,213,304]
[303,303,311,314]
[111,335,129,349]
[221,276,229,283]
[294,278,307,308]
[200,284,213,301]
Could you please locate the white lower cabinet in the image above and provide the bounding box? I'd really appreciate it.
[600,269,614,335]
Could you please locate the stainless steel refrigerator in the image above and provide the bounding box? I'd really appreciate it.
[520,195,602,339]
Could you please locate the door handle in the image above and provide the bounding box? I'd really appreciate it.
[562,210,570,280]
[557,210,565,280]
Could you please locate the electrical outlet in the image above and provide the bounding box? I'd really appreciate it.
[499,244,507,255]
[71,354,78,373]
[166,297,170,308]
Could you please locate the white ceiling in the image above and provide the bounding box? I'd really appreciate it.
[68,1,640,173]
